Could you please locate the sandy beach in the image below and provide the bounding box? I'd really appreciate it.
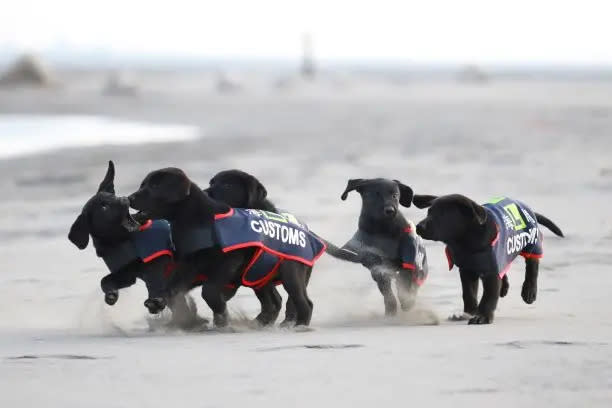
[0,72,611,407]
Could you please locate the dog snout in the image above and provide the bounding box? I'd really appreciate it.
[119,196,130,207]
[383,206,396,216]
[416,221,426,236]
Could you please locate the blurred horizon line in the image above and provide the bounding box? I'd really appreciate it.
[1,49,612,76]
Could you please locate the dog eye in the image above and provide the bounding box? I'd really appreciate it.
[101,205,108,211]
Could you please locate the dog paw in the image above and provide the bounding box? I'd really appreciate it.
[468,314,493,325]
[292,325,314,332]
[279,319,296,329]
[213,312,229,328]
[448,312,473,321]
[384,299,398,317]
[144,297,166,314]
[104,291,118,306]
[500,278,510,298]
[521,283,537,304]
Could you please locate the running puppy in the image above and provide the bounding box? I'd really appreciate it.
[68,161,201,327]
[328,178,428,316]
[129,168,325,328]
[414,194,564,325]
[205,169,283,324]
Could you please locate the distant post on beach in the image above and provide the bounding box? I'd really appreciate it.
[300,33,315,79]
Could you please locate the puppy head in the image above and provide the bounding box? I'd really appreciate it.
[415,194,487,242]
[68,161,139,249]
[341,178,414,219]
[128,167,191,217]
[206,169,267,208]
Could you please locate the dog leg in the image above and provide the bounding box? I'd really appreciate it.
[469,274,501,325]
[254,286,282,326]
[396,271,418,311]
[100,272,137,306]
[449,269,479,321]
[201,284,229,327]
[281,267,312,327]
[166,293,207,329]
[282,299,296,327]
[280,266,312,327]
[500,274,509,297]
[371,266,397,316]
[140,258,171,314]
[521,258,539,304]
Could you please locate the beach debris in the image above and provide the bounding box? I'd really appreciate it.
[0,53,57,87]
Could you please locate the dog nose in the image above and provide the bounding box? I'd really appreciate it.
[416,222,425,235]
[128,194,136,205]
[384,206,396,216]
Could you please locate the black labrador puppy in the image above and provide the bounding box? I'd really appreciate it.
[414,194,564,325]
[326,178,429,316]
[206,169,317,326]
[129,168,319,328]
[68,161,200,327]
[207,169,276,212]
[205,169,286,323]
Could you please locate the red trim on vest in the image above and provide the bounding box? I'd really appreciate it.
[240,248,265,286]
[138,219,153,231]
[194,274,208,283]
[445,247,454,270]
[142,249,173,263]
[413,276,426,286]
[252,259,283,290]
[221,240,327,267]
[214,208,234,220]
[402,262,416,270]
[520,252,543,259]
[498,262,512,279]
[490,224,500,246]
[163,261,177,278]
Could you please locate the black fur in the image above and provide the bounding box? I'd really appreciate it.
[414,193,563,324]
[206,169,305,326]
[68,161,201,327]
[207,169,275,211]
[329,178,425,315]
[129,168,314,327]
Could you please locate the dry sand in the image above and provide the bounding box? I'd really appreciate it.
[0,73,611,407]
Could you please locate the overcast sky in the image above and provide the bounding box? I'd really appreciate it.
[1,0,610,64]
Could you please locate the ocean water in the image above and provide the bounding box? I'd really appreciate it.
[0,114,200,158]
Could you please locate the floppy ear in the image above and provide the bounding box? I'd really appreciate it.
[471,202,488,225]
[394,180,414,207]
[246,175,267,207]
[163,173,192,203]
[68,213,90,249]
[341,179,365,201]
[412,195,438,209]
[98,161,115,194]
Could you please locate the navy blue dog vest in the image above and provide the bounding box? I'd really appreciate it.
[399,225,428,285]
[214,208,326,288]
[445,197,543,277]
[101,219,174,273]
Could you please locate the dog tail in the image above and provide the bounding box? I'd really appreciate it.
[535,213,564,237]
[312,233,361,263]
